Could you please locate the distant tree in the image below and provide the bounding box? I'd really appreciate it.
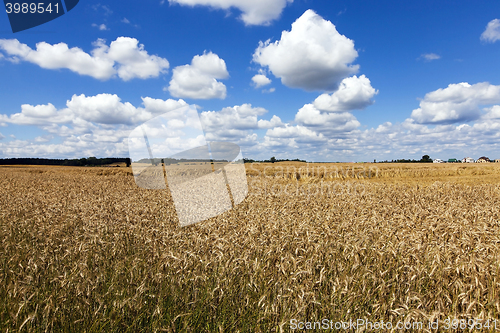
[421,155,432,163]
[270,156,276,163]
[87,156,97,166]
[126,158,131,167]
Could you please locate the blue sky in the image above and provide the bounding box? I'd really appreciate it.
[1,0,500,162]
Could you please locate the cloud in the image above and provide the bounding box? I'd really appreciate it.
[251,99,362,157]
[167,51,229,99]
[92,23,108,31]
[481,19,500,43]
[0,132,4,140]
[313,75,378,112]
[266,125,324,140]
[411,82,500,124]
[362,118,500,160]
[255,112,500,162]
[262,87,276,93]
[3,93,500,162]
[201,104,274,128]
[483,105,500,119]
[102,38,169,80]
[419,53,440,61]
[92,4,112,15]
[0,37,169,81]
[198,104,284,144]
[252,9,359,91]
[0,94,195,158]
[251,74,271,88]
[3,103,73,126]
[1,94,188,127]
[257,115,283,128]
[121,17,140,28]
[295,103,360,132]
[167,0,292,26]
[34,135,53,142]
[263,125,326,152]
[66,94,145,125]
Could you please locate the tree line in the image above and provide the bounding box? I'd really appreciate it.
[244,156,434,164]
[377,155,433,163]
[0,157,131,167]
[0,155,438,166]
[243,157,307,163]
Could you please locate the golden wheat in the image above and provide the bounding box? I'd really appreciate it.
[1,163,500,332]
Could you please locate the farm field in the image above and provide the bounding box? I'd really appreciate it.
[1,162,500,332]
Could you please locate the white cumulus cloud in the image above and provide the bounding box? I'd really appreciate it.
[167,52,229,99]
[201,104,267,130]
[483,105,500,119]
[253,9,359,91]
[0,94,192,158]
[67,94,144,125]
[4,103,73,126]
[1,94,188,127]
[0,37,169,81]
[199,104,283,142]
[481,19,500,43]
[264,125,325,148]
[295,103,360,133]
[168,0,292,26]
[251,74,271,88]
[257,115,283,129]
[411,82,500,124]
[3,93,500,162]
[313,75,378,112]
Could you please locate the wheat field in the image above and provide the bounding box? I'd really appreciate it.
[1,163,500,332]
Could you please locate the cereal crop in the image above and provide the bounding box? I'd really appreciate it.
[1,163,500,332]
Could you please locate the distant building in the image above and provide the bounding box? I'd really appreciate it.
[433,159,444,163]
[461,157,475,163]
[495,159,500,163]
[476,156,491,163]
[448,158,458,163]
